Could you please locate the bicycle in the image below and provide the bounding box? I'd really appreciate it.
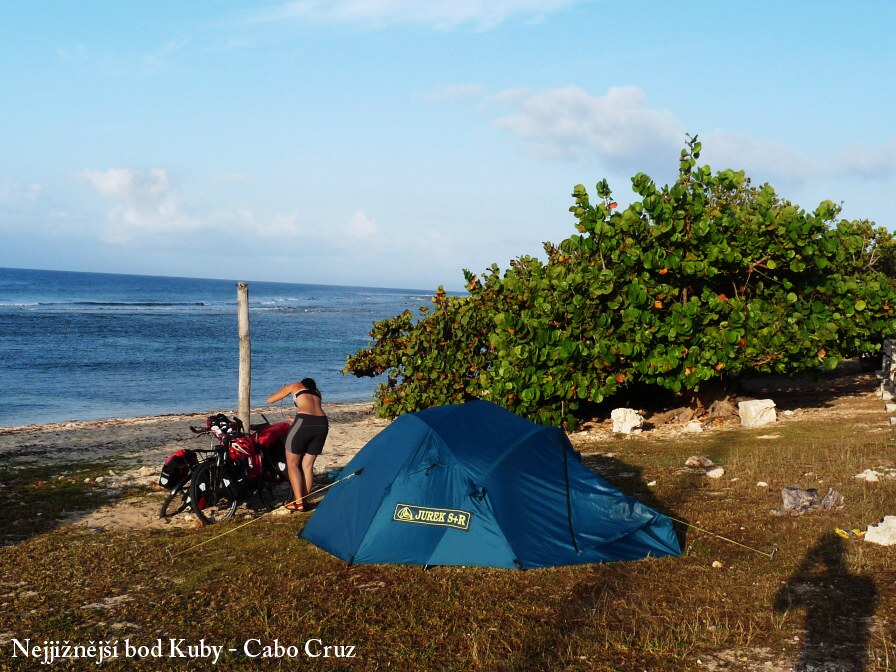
[157,425,222,519]
[188,414,291,525]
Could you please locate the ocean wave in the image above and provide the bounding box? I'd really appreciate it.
[66,301,210,307]
[255,306,301,314]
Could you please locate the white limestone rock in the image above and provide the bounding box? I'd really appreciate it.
[611,408,643,434]
[737,399,777,428]
[684,421,703,433]
[705,467,726,479]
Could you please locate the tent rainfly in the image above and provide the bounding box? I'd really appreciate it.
[301,400,681,569]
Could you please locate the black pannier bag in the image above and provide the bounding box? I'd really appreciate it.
[159,449,198,489]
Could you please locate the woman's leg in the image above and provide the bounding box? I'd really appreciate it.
[301,453,318,502]
[285,449,305,504]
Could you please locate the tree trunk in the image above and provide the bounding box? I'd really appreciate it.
[237,282,251,432]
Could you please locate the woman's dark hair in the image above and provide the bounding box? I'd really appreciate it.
[300,377,318,392]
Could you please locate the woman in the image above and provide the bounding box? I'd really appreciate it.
[267,377,328,512]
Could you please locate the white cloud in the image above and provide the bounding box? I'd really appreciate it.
[832,140,896,179]
[699,131,814,188]
[81,168,201,243]
[0,180,41,204]
[251,0,589,30]
[260,212,306,237]
[493,85,683,172]
[345,210,380,238]
[475,83,896,187]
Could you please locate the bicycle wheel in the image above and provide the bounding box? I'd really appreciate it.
[256,480,289,511]
[189,461,238,525]
[159,477,191,518]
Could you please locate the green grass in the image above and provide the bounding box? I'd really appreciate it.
[1,377,896,670]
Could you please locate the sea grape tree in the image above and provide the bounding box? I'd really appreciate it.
[344,138,896,426]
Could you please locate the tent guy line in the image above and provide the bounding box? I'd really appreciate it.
[166,468,364,562]
[669,516,778,559]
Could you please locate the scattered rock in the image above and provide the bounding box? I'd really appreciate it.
[738,399,777,428]
[353,581,386,592]
[712,561,724,569]
[94,476,104,483]
[886,403,896,413]
[611,408,643,434]
[685,455,714,468]
[782,410,796,417]
[706,467,726,479]
[81,595,134,611]
[684,421,703,433]
[647,480,657,487]
[855,469,881,482]
[865,516,896,546]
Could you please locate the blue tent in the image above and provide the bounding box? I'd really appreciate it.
[301,400,680,569]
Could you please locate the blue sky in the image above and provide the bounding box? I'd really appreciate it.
[1,1,894,291]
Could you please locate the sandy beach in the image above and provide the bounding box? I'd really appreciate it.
[0,403,391,532]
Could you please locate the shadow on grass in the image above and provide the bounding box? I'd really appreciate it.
[503,454,694,671]
[737,359,878,413]
[773,532,877,672]
[0,465,123,546]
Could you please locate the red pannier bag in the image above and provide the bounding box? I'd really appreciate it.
[228,436,263,479]
[255,422,290,477]
[159,448,198,488]
[256,422,290,452]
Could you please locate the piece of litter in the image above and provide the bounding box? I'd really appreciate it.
[756,434,781,440]
[647,480,657,487]
[855,469,881,482]
[865,516,896,546]
[757,481,769,487]
[774,486,843,515]
[835,528,866,540]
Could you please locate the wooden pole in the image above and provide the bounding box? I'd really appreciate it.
[237,282,251,432]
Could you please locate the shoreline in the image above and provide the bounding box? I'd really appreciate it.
[0,402,388,473]
[0,401,376,436]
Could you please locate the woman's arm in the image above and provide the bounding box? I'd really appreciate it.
[267,382,300,404]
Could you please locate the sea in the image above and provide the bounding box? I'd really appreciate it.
[0,267,435,428]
